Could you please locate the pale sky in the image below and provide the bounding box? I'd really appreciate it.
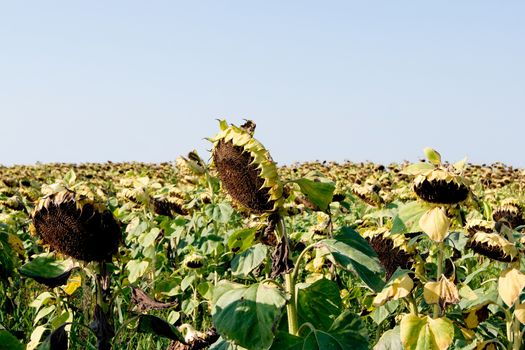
[1,1,524,167]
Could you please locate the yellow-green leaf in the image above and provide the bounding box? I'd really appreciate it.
[400,314,454,350]
[424,147,442,165]
[498,268,525,307]
[419,207,450,242]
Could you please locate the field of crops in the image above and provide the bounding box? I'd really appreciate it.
[1,120,525,350]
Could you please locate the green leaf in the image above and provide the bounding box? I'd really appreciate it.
[291,178,335,211]
[206,202,234,224]
[423,147,441,165]
[126,260,149,283]
[231,244,268,277]
[400,314,454,350]
[370,299,399,325]
[374,326,402,350]
[20,254,75,288]
[296,279,342,331]
[228,228,258,253]
[271,312,367,350]
[210,336,248,350]
[319,227,385,292]
[212,281,286,350]
[139,227,161,248]
[136,315,184,342]
[392,201,429,234]
[197,281,214,300]
[0,330,24,350]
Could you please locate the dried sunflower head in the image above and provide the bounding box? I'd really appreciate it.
[466,231,518,262]
[362,228,413,280]
[352,183,384,207]
[465,219,494,235]
[413,169,469,204]
[492,199,524,228]
[210,120,283,213]
[403,148,469,205]
[32,190,121,262]
[183,253,206,269]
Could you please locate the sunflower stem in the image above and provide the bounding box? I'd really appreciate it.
[277,218,299,336]
[433,242,444,318]
[408,292,419,316]
[284,273,298,335]
[511,300,522,350]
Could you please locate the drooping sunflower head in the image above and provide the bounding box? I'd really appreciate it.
[413,169,470,204]
[492,198,524,228]
[183,252,206,269]
[466,231,518,262]
[404,148,470,205]
[352,183,384,207]
[32,190,121,262]
[362,228,413,280]
[210,120,283,213]
[465,219,494,235]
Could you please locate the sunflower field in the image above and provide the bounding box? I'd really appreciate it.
[1,120,525,350]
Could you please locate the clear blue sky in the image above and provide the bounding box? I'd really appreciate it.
[1,1,524,167]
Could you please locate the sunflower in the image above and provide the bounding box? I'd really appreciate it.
[413,169,469,204]
[210,120,283,213]
[32,190,121,262]
[466,231,518,262]
[362,228,413,279]
[183,253,206,269]
[352,183,384,207]
[492,199,524,228]
[465,219,494,235]
[404,148,470,205]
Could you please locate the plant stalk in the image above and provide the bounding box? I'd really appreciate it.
[408,292,419,316]
[276,218,299,336]
[433,242,444,318]
[284,273,298,335]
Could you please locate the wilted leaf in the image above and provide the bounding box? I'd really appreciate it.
[131,287,178,312]
[62,273,81,295]
[419,207,450,242]
[515,302,525,325]
[423,275,460,309]
[498,268,525,307]
[373,271,414,307]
